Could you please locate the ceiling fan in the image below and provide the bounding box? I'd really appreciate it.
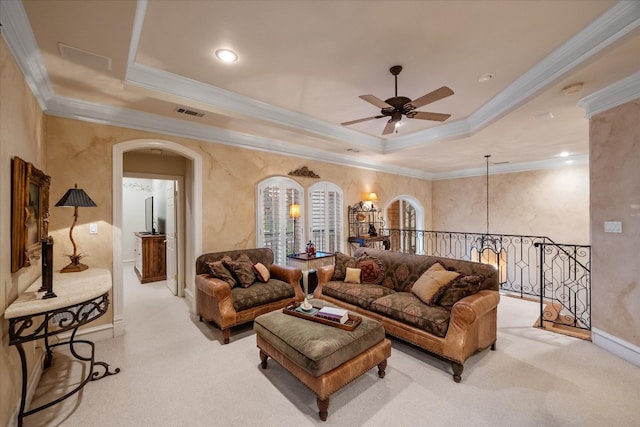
[341,65,454,135]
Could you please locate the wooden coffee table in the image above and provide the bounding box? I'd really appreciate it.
[254,301,391,421]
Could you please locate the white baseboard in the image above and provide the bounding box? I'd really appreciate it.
[10,347,45,427]
[592,327,640,367]
[184,287,195,314]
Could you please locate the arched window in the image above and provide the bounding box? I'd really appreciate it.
[308,181,343,253]
[256,177,303,265]
[385,196,424,254]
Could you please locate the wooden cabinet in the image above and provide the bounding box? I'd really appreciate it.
[134,232,166,283]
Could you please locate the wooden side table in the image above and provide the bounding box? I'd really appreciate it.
[5,268,119,427]
[287,252,335,295]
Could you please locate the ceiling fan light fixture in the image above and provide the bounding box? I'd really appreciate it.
[215,48,238,63]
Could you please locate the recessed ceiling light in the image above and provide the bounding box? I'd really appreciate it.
[215,48,238,63]
[559,151,570,157]
[395,121,404,128]
[478,73,494,83]
[565,160,574,164]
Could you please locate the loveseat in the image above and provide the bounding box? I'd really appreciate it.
[195,248,304,344]
[313,247,500,382]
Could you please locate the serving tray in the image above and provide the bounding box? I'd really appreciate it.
[283,302,361,331]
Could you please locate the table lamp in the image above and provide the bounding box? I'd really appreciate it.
[55,184,97,273]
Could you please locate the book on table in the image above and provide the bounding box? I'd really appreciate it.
[317,306,349,324]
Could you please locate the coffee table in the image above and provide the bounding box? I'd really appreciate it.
[254,301,391,421]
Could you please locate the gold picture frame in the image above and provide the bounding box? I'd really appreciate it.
[11,157,51,272]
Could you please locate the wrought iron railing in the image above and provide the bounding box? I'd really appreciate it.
[382,229,591,331]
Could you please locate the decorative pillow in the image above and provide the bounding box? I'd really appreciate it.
[206,259,237,288]
[344,267,362,284]
[356,255,385,285]
[223,254,256,288]
[411,262,460,306]
[333,252,357,281]
[437,275,484,309]
[253,262,270,283]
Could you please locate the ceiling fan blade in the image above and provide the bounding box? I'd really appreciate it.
[341,115,384,126]
[408,111,451,122]
[359,95,393,110]
[382,120,396,135]
[404,86,454,111]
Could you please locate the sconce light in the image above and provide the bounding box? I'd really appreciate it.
[55,184,97,273]
[368,192,378,202]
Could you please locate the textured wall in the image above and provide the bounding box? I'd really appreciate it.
[590,100,640,347]
[0,36,47,427]
[433,166,590,244]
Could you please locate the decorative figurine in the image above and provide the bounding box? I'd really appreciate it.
[306,240,316,257]
[368,224,378,237]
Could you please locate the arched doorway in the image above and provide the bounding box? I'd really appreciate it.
[384,196,425,254]
[112,139,202,336]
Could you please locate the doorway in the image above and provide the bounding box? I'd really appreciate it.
[122,176,183,295]
[113,139,202,337]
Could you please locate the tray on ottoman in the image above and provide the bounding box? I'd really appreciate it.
[283,302,362,331]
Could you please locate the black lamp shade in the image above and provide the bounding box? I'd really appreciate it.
[55,186,97,207]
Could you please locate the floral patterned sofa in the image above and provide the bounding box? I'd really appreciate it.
[195,248,304,344]
[313,247,500,382]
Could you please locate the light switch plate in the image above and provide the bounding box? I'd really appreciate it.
[89,223,98,234]
[604,221,622,233]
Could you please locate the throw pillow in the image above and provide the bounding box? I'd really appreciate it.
[207,260,237,288]
[223,254,256,288]
[411,262,460,306]
[253,262,270,283]
[356,254,385,285]
[333,252,357,281]
[344,267,362,284]
[437,275,484,309]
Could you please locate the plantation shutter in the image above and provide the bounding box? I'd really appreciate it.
[257,178,303,265]
[308,182,343,253]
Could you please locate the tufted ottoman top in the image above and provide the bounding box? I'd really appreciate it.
[254,299,384,377]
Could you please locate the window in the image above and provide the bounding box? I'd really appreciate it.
[308,181,343,253]
[257,177,303,265]
[385,196,424,254]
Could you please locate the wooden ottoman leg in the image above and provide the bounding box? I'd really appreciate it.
[377,359,387,378]
[317,396,329,421]
[259,350,269,369]
[222,328,230,344]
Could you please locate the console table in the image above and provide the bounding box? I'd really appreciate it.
[287,252,335,295]
[5,268,119,427]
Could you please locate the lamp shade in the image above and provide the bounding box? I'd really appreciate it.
[368,192,378,202]
[289,203,300,219]
[55,184,97,207]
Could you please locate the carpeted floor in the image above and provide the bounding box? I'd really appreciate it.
[23,265,640,426]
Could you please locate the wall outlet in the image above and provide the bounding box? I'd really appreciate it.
[89,223,98,234]
[604,221,622,233]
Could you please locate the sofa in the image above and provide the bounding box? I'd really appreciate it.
[313,247,500,382]
[195,248,304,344]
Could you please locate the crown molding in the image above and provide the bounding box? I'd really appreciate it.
[0,0,55,110]
[126,63,384,152]
[431,155,589,180]
[578,71,640,118]
[45,95,433,180]
[387,0,640,152]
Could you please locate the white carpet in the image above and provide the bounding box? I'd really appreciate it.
[24,266,640,426]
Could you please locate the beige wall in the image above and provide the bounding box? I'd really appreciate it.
[433,165,590,244]
[0,36,47,426]
[590,99,640,347]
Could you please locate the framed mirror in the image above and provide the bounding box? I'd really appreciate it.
[11,157,51,272]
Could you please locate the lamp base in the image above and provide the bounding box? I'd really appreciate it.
[60,262,89,273]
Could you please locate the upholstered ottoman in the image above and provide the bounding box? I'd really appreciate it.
[254,300,391,421]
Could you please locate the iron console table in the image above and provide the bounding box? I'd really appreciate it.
[5,268,119,426]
